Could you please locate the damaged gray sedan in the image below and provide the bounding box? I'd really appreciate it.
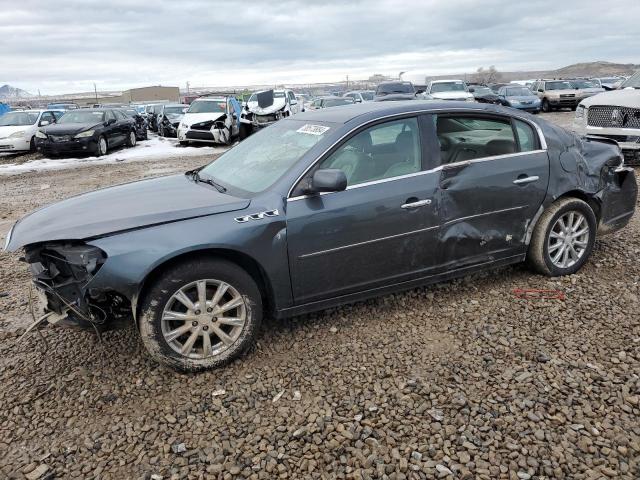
[5,101,637,371]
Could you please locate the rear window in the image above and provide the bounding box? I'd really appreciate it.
[376,82,415,95]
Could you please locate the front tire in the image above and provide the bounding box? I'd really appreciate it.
[239,123,251,141]
[29,136,36,152]
[138,259,262,372]
[542,99,551,113]
[527,198,597,276]
[96,136,108,156]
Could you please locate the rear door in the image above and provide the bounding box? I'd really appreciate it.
[433,113,549,269]
[286,115,442,304]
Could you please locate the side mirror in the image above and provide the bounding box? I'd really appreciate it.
[468,88,475,93]
[538,89,543,93]
[40,120,50,126]
[308,169,347,194]
[106,118,116,126]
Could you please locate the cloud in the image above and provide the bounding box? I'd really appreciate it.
[1,0,639,94]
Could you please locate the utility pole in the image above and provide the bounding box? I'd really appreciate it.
[346,75,349,90]
[94,83,98,103]
[186,81,190,94]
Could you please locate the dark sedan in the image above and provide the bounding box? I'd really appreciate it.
[468,85,500,104]
[497,86,541,113]
[120,108,149,140]
[157,104,187,137]
[35,109,137,156]
[8,101,636,371]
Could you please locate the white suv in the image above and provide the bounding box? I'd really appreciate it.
[573,72,640,164]
[425,80,474,102]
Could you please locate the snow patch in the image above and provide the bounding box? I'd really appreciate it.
[0,136,229,176]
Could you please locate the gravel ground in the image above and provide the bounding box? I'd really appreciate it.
[1,111,639,480]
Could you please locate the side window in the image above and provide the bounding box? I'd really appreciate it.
[52,111,64,121]
[514,120,537,152]
[114,110,125,120]
[436,115,517,164]
[39,112,55,125]
[288,91,296,102]
[318,117,421,186]
[105,110,116,122]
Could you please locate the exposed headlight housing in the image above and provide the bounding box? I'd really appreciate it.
[75,130,95,139]
[180,123,189,129]
[35,130,47,139]
[8,130,26,138]
[465,97,475,102]
[575,105,586,119]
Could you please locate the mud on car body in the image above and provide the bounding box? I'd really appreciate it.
[6,101,636,371]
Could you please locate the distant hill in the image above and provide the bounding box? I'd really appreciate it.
[551,61,639,78]
[0,84,33,98]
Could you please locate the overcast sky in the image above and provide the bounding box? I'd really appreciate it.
[2,0,639,95]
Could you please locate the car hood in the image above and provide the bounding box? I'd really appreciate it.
[247,98,287,114]
[0,125,35,138]
[6,174,250,251]
[580,88,640,108]
[374,93,416,101]
[430,91,474,100]
[42,123,101,135]
[508,96,540,102]
[182,112,226,126]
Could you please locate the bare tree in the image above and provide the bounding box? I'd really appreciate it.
[474,66,502,84]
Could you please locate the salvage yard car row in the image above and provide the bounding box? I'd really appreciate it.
[4,100,637,371]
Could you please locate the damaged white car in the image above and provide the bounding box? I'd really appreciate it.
[177,96,242,146]
[240,89,300,139]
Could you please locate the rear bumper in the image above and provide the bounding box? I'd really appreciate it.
[597,166,637,235]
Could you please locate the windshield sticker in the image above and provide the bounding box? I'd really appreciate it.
[297,124,330,135]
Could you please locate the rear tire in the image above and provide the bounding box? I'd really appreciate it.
[126,130,136,147]
[527,198,597,276]
[138,258,262,372]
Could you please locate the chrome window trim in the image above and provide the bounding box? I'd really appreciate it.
[288,149,547,202]
[299,225,439,260]
[286,108,548,199]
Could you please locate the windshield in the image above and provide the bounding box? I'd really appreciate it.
[200,120,332,195]
[123,109,137,117]
[431,82,466,93]
[505,87,534,96]
[187,100,225,114]
[377,83,415,95]
[134,106,145,114]
[600,78,620,84]
[360,91,375,100]
[621,72,640,89]
[473,87,493,95]
[571,80,598,88]
[164,106,186,115]
[58,111,105,124]
[248,91,286,102]
[323,98,353,107]
[546,81,573,90]
[0,112,39,126]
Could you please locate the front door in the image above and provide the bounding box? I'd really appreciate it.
[286,116,442,304]
[433,113,549,268]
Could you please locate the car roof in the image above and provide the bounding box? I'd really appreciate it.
[293,100,521,124]
[195,97,228,101]
[431,79,465,83]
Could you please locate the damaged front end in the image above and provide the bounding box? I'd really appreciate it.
[24,242,131,330]
[187,117,232,144]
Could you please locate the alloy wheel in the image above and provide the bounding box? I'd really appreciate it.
[161,279,247,359]
[130,131,136,146]
[547,211,589,269]
[99,137,107,155]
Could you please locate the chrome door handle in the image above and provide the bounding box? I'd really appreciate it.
[513,175,539,185]
[401,199,431,209]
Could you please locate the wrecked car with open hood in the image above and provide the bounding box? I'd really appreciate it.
[177,97,242,145]
[6,101,636,371]
[239,89,300,139]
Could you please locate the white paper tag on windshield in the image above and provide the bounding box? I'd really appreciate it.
[297,124,330,135]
